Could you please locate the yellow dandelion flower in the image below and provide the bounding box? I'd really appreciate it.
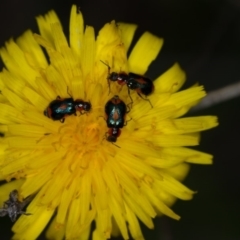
[0,5,218,240]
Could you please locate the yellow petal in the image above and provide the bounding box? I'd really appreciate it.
[1,41,40,89]
[125,205,144,240]
[21,163,58,197]
[45,216,65,240]
[57,176,78,224]
[76,225,91,240]
[156,116,219,134]
[162,86,206,109]
[35,77,58,101]
[118,22,138,52]
[95,207,112,239]
[141,182,180,220]
[108,158,139,194]
[16,30,48,69]
[22,86,49,111]
[36,10,61,46]
[144,157,184,169]
[154,63,186,93]
[48,50,72,86]
[51,22,68,52]
[157,172,194,200]
[116,151,162,181]
[6,136,45,149]
[147,134,199,147]
[23,111,60,133]
[45,65,68,97]
[12,206,54,240]
[95,21,128,74]
[1,88,35,111]
[61,47,82,78]
[0,69,25,97]
[108,195,129,240]
[124,193,154,229]
[78,173,92,225]
[92,169,108,210]
[160,147,214,165]
[82,26,96,79]
[164,162,190,181]
[33,33,55,52]
[69,5,84,58]
[7,124,48,137]
[120,139,160,158]
[0,103,27,124]
[92,229,106,240]
[102,164,124,209]
[128,32,164,74]
[71,75,85,100]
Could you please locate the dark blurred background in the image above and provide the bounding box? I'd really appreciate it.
[0,0,239,239]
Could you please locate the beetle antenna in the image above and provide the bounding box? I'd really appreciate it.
[111,142,120,148]
[127,88,133,106]
[67,86,73,98]
[124,118,132,126]
[100,60,111,71]
[100,60,111,95]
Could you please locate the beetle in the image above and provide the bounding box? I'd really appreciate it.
[44,96,91,123]
[105,95,127,143]
[74,99,92,114]
[101,61,154,107]
[106,127,121,143]
[0,190,32,222]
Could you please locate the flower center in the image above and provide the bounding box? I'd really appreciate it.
[56,113,102,149]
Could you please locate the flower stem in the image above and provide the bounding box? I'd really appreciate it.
[191,81,240,112]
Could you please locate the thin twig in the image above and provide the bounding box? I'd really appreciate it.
[191,81,240,112]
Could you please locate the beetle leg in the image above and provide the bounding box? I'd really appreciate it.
[127,88,133,108]
[100,60,112,95]
[126,102,132,113]
[67,86,73,98]
[124,118,132,126]
[137,92,153,108]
